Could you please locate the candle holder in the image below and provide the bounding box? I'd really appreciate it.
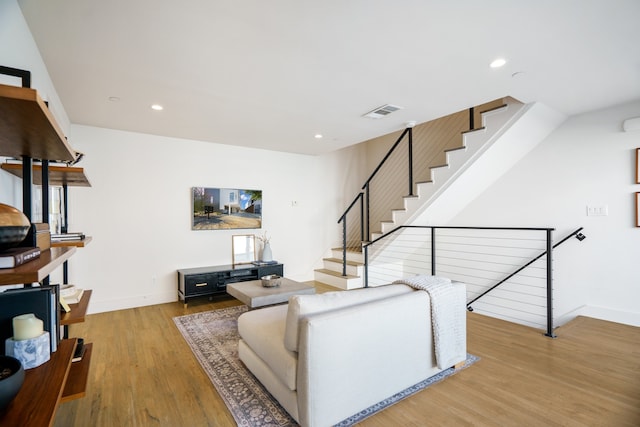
[5,332,50,369]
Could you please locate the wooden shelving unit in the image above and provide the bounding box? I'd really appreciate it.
[61,343,93,403]
[0,163,90,187]
[0,246,76,286]
[0,84,76,162]
[0,339,75,426]
[51,236,92,248]
[60,290,93,326]
[0,80,92,426]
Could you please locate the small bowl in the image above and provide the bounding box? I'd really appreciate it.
[0,356,25,411]
[261,274,282,288]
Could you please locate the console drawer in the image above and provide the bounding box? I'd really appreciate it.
[184,273,223,294]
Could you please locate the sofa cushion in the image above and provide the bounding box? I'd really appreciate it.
[237,304,298,391]
[283,284,413,352]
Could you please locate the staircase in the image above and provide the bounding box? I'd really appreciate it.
[314,98,567,290]
[314,247,364,289]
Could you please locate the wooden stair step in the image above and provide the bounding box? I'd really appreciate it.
[322,257,362,266]
[314,268,359,280]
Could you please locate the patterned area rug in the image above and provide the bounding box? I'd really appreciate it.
[173,305,479,426]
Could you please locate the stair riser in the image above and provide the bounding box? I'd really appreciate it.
[313,270,363,290]
[330,249,364,264]
[322,259,362,276]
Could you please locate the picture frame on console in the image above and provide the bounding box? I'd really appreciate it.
[191,187,262,230]
[232,234,256,266]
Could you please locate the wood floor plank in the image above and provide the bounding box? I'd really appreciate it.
[54,283,640,426]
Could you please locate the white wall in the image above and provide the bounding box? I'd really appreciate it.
[63,125,350,313]
[0,0,69,134]
[0,0,70,208]
[451,100,640,326]
[1,0,366,314]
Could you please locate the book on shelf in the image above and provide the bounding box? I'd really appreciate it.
[59,295,71,312]
[72,338,85,362]
[51,232,85,241]
[252,260,278,266]
[0,246,41,269]
[0,285,58,354]
[60,284,84,304]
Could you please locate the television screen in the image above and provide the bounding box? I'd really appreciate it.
[192,187,262,230]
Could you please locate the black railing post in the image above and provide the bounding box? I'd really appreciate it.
[545,229,556,338]
[359,193,364,242]
[364,245,369,288]
[431,227,436,275]
[365,184,370,241]
[342,220,347,277]
[408,127,414,196]
[469,107,475,131]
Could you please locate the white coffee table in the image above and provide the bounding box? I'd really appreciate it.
[226,278,315,308]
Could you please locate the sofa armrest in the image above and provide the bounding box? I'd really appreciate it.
[296,291,442,427]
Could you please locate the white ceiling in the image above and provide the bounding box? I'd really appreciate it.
[17,0,640,155]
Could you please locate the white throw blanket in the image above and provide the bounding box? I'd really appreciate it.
[393,275,465,369]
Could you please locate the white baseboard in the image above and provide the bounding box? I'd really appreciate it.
[556,305,640,328]
[87,291,178,314]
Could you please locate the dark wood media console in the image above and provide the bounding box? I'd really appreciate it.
[177,263,283,306]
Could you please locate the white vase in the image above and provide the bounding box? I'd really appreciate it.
[262,242,272,262]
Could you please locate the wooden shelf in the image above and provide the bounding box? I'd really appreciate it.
[61,343,93,402]
[0,247,76,286]
[0,338,76,427]
[0,163,91,187]
[60,289,92,326]
[51,236,92,248]
[0,84,76,162]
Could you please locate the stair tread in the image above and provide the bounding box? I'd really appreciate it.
[478,103,508,115]
[314,268,359,279]
[323,257,363,266]
[331,246,362,253]
[431,163,449,169]
[444,145,467,153]
[461,126,486,135]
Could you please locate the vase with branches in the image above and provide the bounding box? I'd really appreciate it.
[257,232,272,261]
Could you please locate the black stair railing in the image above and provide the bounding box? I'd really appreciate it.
[336,127,412,276]
[362,225,586,337]
[337,106,478,277]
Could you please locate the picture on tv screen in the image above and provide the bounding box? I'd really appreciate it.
[192,187,262,230]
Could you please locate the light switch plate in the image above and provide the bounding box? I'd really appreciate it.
[587,205,608,216]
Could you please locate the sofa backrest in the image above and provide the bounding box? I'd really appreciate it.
[283,284,414,352]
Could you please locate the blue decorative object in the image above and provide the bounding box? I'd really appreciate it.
[5,332,50,369]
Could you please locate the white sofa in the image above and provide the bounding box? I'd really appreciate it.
[237,282,467,427]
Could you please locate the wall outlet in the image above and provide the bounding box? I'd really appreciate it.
[291,200,298,207]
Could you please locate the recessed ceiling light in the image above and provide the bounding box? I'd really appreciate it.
[151,104,164,111]
[314,134,323,139]
[490,58,507,68]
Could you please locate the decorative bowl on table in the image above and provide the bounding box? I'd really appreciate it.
[0,355,25,411]
[0,203,31,251]
[261,274,282,288]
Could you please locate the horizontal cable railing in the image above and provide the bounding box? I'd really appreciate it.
[363,225,585,336]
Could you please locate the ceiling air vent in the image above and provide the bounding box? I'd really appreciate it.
[362,104,403,119]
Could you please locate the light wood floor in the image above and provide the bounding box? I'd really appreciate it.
[55,282,640,426]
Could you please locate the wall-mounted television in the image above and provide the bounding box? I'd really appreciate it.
[192,187,262,230]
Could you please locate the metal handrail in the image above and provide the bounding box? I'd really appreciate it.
[362,225,586,337]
